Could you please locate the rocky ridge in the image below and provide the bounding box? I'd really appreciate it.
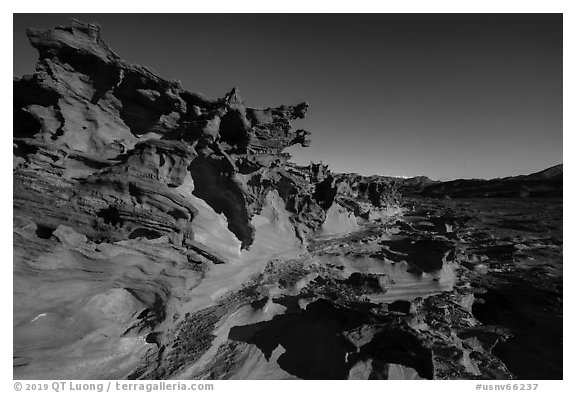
[13,20,402,379]
[14,20,561,381]
[14,20,402,251]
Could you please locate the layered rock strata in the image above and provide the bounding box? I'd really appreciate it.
[14,20,551,381]
[13,20,401,379]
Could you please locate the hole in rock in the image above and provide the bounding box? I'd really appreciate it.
[112,71,177,136]
[96,206,124,226]
[167,209,189,220]
[128,228,163,240]
[35,225,55,239]
[218,110,249,153]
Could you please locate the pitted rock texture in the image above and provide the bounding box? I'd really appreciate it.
[14,20,399,249]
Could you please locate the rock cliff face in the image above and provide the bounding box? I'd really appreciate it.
[13,20,402,379]
[14,20,399,249]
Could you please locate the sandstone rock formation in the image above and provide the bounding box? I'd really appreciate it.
[13,20,402,379]
[15,20,560,381]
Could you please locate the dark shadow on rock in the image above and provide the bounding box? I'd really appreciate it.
[348,328,434,380]
[228,299,363,379]
[189,156,254,248]
[228,299,433,380]
[472,277,562,379]
[379,238,452,273]
[470,244,516,263]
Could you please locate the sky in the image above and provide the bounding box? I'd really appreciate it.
[13,14,562,180]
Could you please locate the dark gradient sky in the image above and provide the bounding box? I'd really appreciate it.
[13,14,562,180]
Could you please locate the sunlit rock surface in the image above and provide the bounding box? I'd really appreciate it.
[14,20,561,380]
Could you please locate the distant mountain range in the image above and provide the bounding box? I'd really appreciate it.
[395,164,563,198]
